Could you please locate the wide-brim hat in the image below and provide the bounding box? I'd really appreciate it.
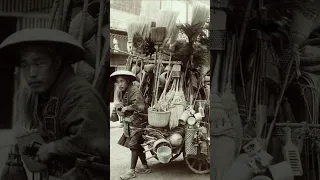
[110,70,136,82]
[0,28,84,66]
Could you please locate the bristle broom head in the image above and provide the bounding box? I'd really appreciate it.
[150,27,167,45]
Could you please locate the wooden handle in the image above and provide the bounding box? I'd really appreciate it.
[283,98,295,122]
[266,45,296,146]
[283,126,292,143]
[212,52,222,93]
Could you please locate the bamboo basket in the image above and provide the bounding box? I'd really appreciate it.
[76,61,95,83]
[290,4,320,45]
[185,128,197,155]
[83,35,98,68]
[68,12,97,43]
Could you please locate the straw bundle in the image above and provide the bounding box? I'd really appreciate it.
[138,17,152,40]
[156,10,180,47]
[191,1,210,27]
[68,12,97,43]
[83,35,97,68]
[77,61,95,83]
[150,27,167,45]
[127,22,144,44]
[168,26,180,45]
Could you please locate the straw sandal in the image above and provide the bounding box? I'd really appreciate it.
[120,170,136,180]
[135,166,151,174]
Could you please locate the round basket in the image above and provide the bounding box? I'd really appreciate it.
[148,108,170,127]
[83,35,97,68]
[68,12,97,43]
[76,61,95,83]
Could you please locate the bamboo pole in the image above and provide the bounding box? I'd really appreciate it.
[93,40,108,88]
[62,0,71,31]
[79,0,89,43]
[48,0,60,29]
[96,0,105,70]
[74,0,89,73]
[57,0,63,30]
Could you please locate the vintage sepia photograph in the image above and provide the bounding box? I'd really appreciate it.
[211,0,320,180]
[109,0,210,179]
[0,0,109,180]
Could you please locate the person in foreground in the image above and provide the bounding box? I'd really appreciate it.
[0,28,109,180]
[110,70,151,180]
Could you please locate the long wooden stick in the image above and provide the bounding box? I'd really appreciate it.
[266,52,295,146]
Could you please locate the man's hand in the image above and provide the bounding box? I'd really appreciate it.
[121,106,128,113]
[35,142,55,163]
[115,102,124,110]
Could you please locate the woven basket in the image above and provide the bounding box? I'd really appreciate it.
[76,61,95,83]
[83,35,97,68]
[290,4,320,45]
[300,46,320,68]
[185,128,197,155]
[210,30,226,51]
[69,12,97,43]
[148,108,170,127]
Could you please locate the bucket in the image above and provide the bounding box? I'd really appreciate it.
[148,108,171,127]
[252,176,271,180]
[179,109,190,122]
[268,161,294,180]
[156,146,172,164]
[194,113,202,121]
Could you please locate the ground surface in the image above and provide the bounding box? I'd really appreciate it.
[110,126,210,180]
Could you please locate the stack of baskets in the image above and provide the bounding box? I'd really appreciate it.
[68,0,104,83]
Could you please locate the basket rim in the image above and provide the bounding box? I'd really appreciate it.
[148,108,171,113]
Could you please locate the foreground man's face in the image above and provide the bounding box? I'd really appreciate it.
[20,47,59,94]
[115,76,129,92]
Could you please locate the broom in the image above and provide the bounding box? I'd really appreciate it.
[0,146,13,180]
[7,144,28,180]
[157,10,179,48]
[191,1,210,27]
[221,34,243,158]
[210,1,231,180]
[169,73,186,129]
[156,67,174,111]
[150,27,166,107]
[127,22,143,70]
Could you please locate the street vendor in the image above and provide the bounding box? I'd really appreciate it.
[0,28,109,179]
[110,70,151,180]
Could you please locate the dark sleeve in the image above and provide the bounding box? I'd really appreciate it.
[126,87,145,112]
[51,85,109,162]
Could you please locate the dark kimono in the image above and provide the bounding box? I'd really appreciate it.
[14,65,109,179]
[116,83,147,151]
